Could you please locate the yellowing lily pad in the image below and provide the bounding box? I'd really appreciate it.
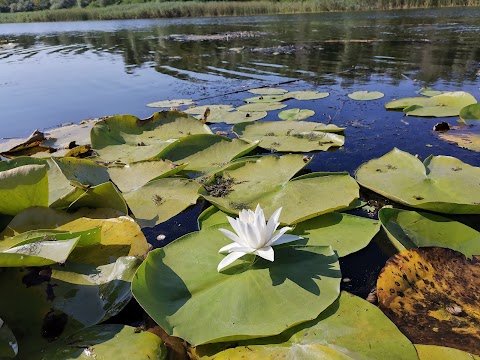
[236,102,286,112]
[194,292,418,360]
[206,110,267,124]
[233,120,345,152]
[460,103,480,120]
[287,90,330,100]
[153,134,258,173]
[123,177,200,228]
[0,207,149,257]
[278,108,315,121]
[385,91,477,117]
[355,148,480,214]
[146,99,194,108]
[248,87,288,95]
[348,90,384,100]
[90,111,212,163]
[51,157,110,188]
[199,154,359,224]
[438,127,480,152]
[132,225,341,345]
[379,207,480,257]
[415,344,480,360]
[37,324,166,360]
[377,247,480,355]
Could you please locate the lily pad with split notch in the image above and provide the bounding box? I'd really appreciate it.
[206,110,267,124]
[243,94,292,103]
[278,108,315,121]
[379,207,480,257]
[199,206,380,257]
[193,292,418,360]
[132,225,341,345]
[153,134,258,173]
[287,90,330,100]
[355,148,480,214]
[123,177,200,228]
[146,99,194,108]
[199,154,359,224]
[233,120,345,152]
[248,87,288,95]
[236,102,286,112]
[348,91,384,101]
[108,160,187,193]
[90,111,212,163]
[377,247,480,355]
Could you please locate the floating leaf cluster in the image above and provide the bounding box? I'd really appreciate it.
[0,85,479,359]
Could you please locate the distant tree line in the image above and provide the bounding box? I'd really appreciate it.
[0,0,145,13]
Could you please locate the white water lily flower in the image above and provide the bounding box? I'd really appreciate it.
[217,204,302,272]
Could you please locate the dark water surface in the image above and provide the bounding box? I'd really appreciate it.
[1,7,479,298]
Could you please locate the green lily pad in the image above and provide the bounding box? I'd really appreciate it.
[206,110,268,124]
[385,91,477,117]
[417,87,444,97]
[243,94,292,103]
[0,162,48,216]
[132,225,341,345]
[194,292,418,359]
[0,207,149,258]
[415,344,480,360]
[108,160,187,193]
[183,104,234,114]
[460,103,480,121]
[146,99,194,108]
[287,90,330,100]
[378,207,480,258]
[236,102,287,112]
[278,108,315,121]
[199,206,379,257]
[51,157,110,188]
[0,256,142,358]
[233,121,345,152]
[153,134,258,173]
[348,91,384,101]
[50,181,128,214]
[37,324,166,360]
[199,154,359,224]
[248,88,288,95]
[123,177,200,228]
[90,111,212,163]
[355,148,480,214]
[0,319,18,358]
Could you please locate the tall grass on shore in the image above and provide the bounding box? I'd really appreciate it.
[0,0,479,23]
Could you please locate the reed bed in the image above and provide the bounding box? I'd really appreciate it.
[0,0,479,23]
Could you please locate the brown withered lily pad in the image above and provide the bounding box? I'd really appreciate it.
[377,247,480,355]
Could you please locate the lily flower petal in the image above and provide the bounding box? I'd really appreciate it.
[217,251,248,272]
[266,226,293,246]
[270,234,302,246]
[217,204,301,272]
[254,246,274,262]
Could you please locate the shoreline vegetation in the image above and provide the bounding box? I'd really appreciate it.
[0,0,479,23]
